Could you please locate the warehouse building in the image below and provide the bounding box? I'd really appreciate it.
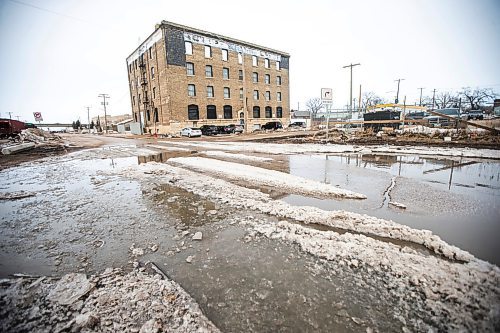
[126,21,290,134]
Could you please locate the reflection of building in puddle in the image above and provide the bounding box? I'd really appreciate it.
[361,154,397,167]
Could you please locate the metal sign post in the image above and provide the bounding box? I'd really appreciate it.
[321,88,333,140]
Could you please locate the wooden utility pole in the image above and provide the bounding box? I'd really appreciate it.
[342,63,360,115]
[418,87,424,106]
[98,94,110,134]
[395,78,405,104]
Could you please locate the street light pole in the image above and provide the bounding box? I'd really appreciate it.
[394,78,405,104]
[342,63,360,115]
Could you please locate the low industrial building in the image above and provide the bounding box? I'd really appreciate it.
[126,21,290,134]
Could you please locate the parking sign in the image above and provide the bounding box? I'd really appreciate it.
[33,112,43,121]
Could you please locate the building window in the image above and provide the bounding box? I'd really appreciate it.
[153,87,156,99]
[265,106,272,118]
[223,105,232,119]
[207,105,217,119]
[265,74,270,84]
[188,84,196,97]
[224,87,230,99]
[151,67,155,79]
[154,108,159,122]
[205,45,211,58]
[253,106,260,118]
[238,53,243,64]
[276,61,281,70]
[149,47,153,59]
[185,42,193,55]
[252,55,258,66]
[128,64,132,73]
[207,86,214,98]
[223,67,229,79]
[146,110,151,122]
[186,62,194,75]
[277,92,282,102]
[265,58,270,68]
[133,96,135,106]
[222,49,228,61]
[239,88,243,100]
[238,70,243,80]
[205,65,213,77]
[265,91,271,101]
[253,90,259,100]
[188,104,199,120]
[276,107,283,118]
[134,59,137,69]
[276,76,282,85]
[252,72,258,83]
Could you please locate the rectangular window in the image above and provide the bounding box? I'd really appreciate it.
[185,41,193,55]
[276,107,283,118]
[252,72,258,83]
[276,61,281,70]
[133,96,135,106]
[205,65,213,77]
[265,107,272,118]
[223,67,229,79]
[265,74,270,84]
[276,76,282,85]
[207,86,214,98]
[238,53,243,64]
[222,49,228,61]
[239,88,243,100]
[153,87,156,99]
[224,87,230,99]
[205,45,211,58]
[277,92,282,102]
[149,47,152,59]
[265,58,270,68]
[253,90,259,100]
[207,105,217,119]
[265,91,271,101]
[186,62,194,75]
[238,70,243,80]
[252,55,258,66]
[188,84,196,97]
[151,67,155,79]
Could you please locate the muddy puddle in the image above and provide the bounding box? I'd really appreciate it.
[283,153,500,265]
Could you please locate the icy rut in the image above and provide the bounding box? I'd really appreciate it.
[168,156,367,199]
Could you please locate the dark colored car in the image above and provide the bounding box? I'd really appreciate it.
[224,124,243,133]
[199,125,219,136]
[261,121,283,130]
[289,121,306,128]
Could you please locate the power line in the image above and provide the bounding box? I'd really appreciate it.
[7,0,88,23]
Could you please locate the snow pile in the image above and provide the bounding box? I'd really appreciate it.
[168,156,366,199]
[250,220,500,331]
[202,150,273,162]
[146,144,192,152]
[20,128,61,143]
[168,141,500,159]
[0,267,220,332]
[123,162,472,261]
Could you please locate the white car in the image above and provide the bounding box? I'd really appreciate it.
[180,127,202,137]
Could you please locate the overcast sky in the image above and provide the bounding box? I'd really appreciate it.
[1,0,499,123]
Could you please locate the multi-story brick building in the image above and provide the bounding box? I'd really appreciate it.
[126,21,290,134]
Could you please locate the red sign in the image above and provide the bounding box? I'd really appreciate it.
[33,112,43,121]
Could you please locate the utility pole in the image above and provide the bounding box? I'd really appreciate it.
[418,87,424,106]
[358,84,362,113]
[86,106,91,130]
[394,78,405,104]
[98,94,110,134]
[342,63,361,115]
[431,89,436,110]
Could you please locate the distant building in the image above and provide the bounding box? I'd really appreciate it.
[126,21,291,134]
[91,114,132,126]
[494,99,500,117]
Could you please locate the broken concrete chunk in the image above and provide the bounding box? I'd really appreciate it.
[48,273,93,305]
[192,232,203,241]
[388,201,407,209]
[74,312,99,329]
[186,256,194,263]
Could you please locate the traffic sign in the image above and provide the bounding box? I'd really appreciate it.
[33,112,43,121]
[321,88,332,100]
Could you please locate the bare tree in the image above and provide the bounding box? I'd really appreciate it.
[306,98,323,118]
[459,87,497,110]
[361,92,385,111]
[434,91,458,109]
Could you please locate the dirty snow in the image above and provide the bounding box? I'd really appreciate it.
[146,144,192,152]
[202,150,273,162]
[168,141,500,159]
[0,267,220,332]
[168,156,366,199]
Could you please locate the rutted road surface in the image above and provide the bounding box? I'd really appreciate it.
[1,136,499,332]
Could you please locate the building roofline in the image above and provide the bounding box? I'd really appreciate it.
[160,21,290,57]
[126,27,162,60]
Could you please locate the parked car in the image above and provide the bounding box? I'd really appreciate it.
[261,121,283,130]
[180,127,202,137]
[405,112,429,120]
[224,124,243,134]
[199,125,219,136]
[289,121,306,128]
[466,110,484,120]
[424,108,461,127]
